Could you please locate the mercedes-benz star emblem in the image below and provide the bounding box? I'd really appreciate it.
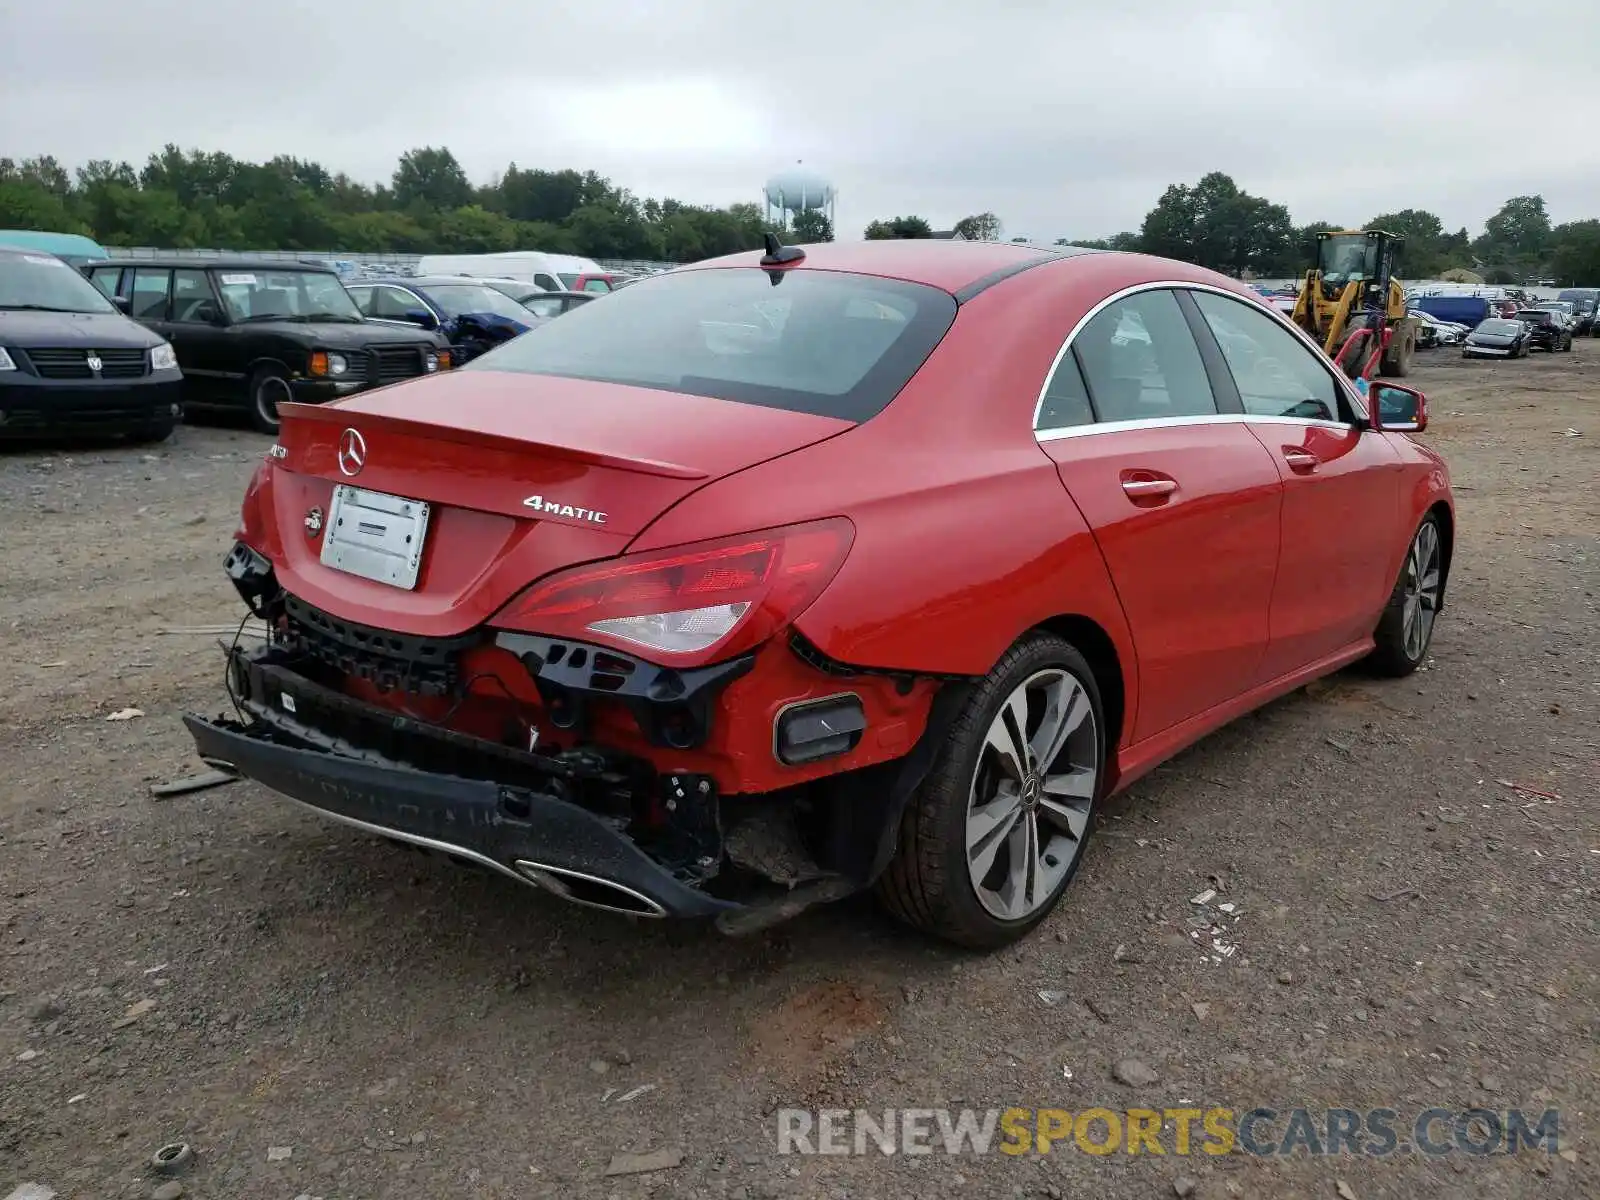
[86,354,102,373]
[337,428,367,477]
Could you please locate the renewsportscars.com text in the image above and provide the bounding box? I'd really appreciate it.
[776,1107,1562,1158]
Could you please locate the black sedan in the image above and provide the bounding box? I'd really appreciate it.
[1461,318,1531,359]
[1515,308,1574,353]
[1,246,183,441]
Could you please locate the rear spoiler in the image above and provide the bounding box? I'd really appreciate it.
[278,402,709,481]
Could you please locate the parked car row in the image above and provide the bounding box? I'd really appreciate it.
[1460,302,1581,359]
[0,244,629,441]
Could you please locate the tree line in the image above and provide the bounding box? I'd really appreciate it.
[866,172,1600,285]
[0,144,834,262]
[2,147,1597,283]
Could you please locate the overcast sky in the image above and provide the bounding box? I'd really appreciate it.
[5,0,1599,242]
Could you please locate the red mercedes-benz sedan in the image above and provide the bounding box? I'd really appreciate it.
[186,237,1453,948]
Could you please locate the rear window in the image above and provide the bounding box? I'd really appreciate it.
[466,267,958,421]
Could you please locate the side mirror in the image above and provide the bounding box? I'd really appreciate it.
[402,308,438,330]
[110,295,132,314]
[1369,382,1428,433]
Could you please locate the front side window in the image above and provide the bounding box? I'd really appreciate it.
[1190,291,1344,422]
[130,268,171,320]
[581,277,612,294]
[467,267,958,422]
[0,252,119,314]
[1073,290,1218,423]
[366,286,428,322]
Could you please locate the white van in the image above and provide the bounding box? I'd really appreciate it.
[414,251,610,293]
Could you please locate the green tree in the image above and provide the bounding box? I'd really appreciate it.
[864,215,933,239]
[1549,220,1600,286]
[0,180,89,233]
[1475,195,1551,269]
[1139,173,1292,276]
[790,208,834,242]
[393,146,474,211]
[954,211,1001,241]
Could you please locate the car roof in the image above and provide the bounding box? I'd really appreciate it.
[99,257,337,274]
[389,276,511,288]
[682,239,1105,297]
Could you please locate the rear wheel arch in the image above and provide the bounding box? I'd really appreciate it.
[1029,614,1127,757]
[1427,499,1454,607]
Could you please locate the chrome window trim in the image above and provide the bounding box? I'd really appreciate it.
[1036,412,1354,443]
[1031,279,1368,439]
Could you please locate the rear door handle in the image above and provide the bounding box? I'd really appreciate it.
[1282,447,1320,473]
[1121,477,1178,499]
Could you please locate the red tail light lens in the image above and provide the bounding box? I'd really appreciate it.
[494,518,854,663]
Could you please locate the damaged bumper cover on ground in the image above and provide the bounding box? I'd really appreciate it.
[180,638,924,930]
[184,711,732,919]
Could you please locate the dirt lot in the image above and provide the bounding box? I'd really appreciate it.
[1,345,1596,1200]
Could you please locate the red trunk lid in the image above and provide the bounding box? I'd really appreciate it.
[259,371,851,636]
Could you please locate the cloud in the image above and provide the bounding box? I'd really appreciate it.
[3,0,1597,241]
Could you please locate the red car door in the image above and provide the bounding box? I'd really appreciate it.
[1035,288,1285,743]
[1186,290,1404,680]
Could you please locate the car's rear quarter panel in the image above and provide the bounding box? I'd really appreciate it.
[630,256,1174,745]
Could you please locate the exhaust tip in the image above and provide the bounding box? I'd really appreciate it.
[513,861,668,918]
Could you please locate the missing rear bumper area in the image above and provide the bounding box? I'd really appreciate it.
[188,644,886,928]
[185,710,733,920]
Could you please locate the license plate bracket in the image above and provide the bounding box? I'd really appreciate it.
[319,485,430,590]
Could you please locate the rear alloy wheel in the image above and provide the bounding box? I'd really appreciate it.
[249,367,292,435]
[1368,514,1444,677]
[877,634,1104,948]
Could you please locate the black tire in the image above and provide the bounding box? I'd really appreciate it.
[247,366,292,435]
[876,632,1106,949]
[1380,330,1413,378]
[1367,513,1444,678]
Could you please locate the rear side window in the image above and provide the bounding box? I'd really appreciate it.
[1073,290,1217,422]
[1189,291,1343,421]
[468,268,959,422]
[1036,350,1095,430]
[130,268,171,320]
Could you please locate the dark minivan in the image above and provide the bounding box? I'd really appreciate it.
[0,246,183,442]
[87,259,453,434]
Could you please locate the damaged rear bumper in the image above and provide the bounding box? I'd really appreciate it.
[183,713,737,920]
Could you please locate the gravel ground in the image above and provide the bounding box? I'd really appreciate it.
[1,346,1596,1200]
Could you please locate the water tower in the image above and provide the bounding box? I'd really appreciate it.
[763,162,837,234]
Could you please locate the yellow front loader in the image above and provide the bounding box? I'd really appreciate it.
[1291,229,1420,379]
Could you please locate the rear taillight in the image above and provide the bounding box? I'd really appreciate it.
[493,517,854,663]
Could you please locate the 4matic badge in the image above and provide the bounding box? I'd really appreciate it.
[523,494,607,524]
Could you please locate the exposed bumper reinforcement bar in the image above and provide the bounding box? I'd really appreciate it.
[182,714,737,920]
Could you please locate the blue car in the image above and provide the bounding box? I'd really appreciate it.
[345,275,542,364]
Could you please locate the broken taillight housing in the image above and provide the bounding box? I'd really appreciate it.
[493,517,855,663]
